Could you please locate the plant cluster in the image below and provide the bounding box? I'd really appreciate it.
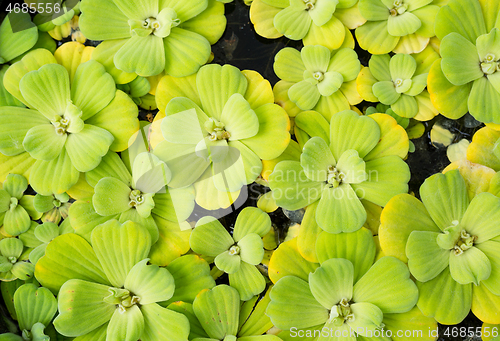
[0,0,499,340]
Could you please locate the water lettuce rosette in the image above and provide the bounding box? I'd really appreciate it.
[79,0,226,77]
[357,48,439,121]
[269,110,410,234]
[379,170,500,324]
[189,207,271,300]
[249,0,366,50]
[0,49,139,196]
[35,220,190,340]
[152,64,290,210]
[356,0,440,54]
[273,45,361,114]
[428,0,500,124]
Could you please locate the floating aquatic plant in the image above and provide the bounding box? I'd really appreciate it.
[428,0,500,124]
[33,192,71,224]
[190,207,271,300]
[36,220,190,340]
[0,174,41,236]
[267,257,419,338]
[273,45,361,113]
[356,0,440,54]
[269,110,410,233]
[153,64,290,210]
[357,51,438,120]
[0,237,34,282]
[79,0,226,77]
[379,170,500,324]
[0,49,139,195]
[249,0,366,50]
[0,13,38,65]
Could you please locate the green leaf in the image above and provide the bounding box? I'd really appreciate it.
[162,108,206,145]
[476,28,500,61]
[449,246,491,285]
[373,81,400,105]
[3,174,28,199]
[4,205,31,236]
[317,71,344,97]
[419,170,469,231]
[86,151,131,187]
[294,111,330,144]
[91,40,136,85]
[336,149,367,184]
[329,110,380,160]
[141,303,190,341]
[221,94,259,140]
[441,33,482,86]
[162,255,215,305]
[274,47,306,83]
[69,200,117,243]
[233,207,271,241]
[151,187,195,223]
[190,216,234,257]
[197,64,247,120]
[238,233,264,265]
[353,257,418,314]
[288,80,321,110]
[427,59,470,119]
[113,0,158,20]
[267,276,327,330]
[316,184,366,233]
[406,231,449,282]
[19,63,70,120]
[79,0,131,40]
[193,285,239,339]
[358,0,391,21]
[268,238,319,284]
[23,124,66,161]
[468,76,500,124]
[124,259,174,304]
[301,45,331,73]
[475,240,500,296]
[35,234,110,294]
[461,192,500,243]
[355,20,399,55]
[416,269,471,324]
[163,28,211,78]
[387,11,421,36]
[391,94,418,118]
[71,61,116,121]
[92,177,131,216]
[379,194,440,263]
[328,48,360,82]
[301,137,336,182]
[239,103,291,160]
[273,5,311,40]
[0,107,48,157]
[178,0,225,45]
[369,54,392,82]
[14,284,57,331]
[132,152,171,194]
[348,302,384,336]
[316,228,376,282]
[114,35,165,77]
[215,251,241,274]
[91,220,151,288]
[54,279,115,337]
[352,156,409,207]
[0,13,37,63]
[390,53,416,80]
[229,262,266,301]
[309,258,354,309]
[118,209,159,245]
[434,0,487,42]
[269,161,325,210]
[107,305,144,341]
[309,0,338,26]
